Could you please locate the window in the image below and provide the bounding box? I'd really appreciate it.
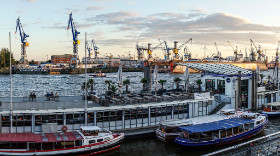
[217,80,225,94]
[89,140,96,144]
[97,139,103,142]
[205,79,215,92]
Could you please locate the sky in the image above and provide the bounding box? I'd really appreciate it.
[1,0,280,61]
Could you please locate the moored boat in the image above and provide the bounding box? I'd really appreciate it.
[0,126,124,155]
[155,109,245,142]
[174,112,268,147]
[262,102,280,117]
[89,72,106,78]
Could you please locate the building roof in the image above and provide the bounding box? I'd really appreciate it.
[178,118,253,133]
[177,63,252,76]
[0,132,82,143]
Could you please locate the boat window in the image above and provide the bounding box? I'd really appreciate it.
[233,127,238,135]
[97,139,103,142]
[256,121,261,125]
[212,130,219,140]
[238,125,244,133]
[244,123,250,131]
[249,123,254,129]
[105,137,110,141]
[220,130,226,138]
[226,128,233,136]
[89,140,96,144]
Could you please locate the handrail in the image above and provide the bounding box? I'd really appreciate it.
[202,131,280,156]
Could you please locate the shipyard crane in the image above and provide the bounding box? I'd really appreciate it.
[86,41,92,59]
[136,42,144,62]
[163,41,172,61]
[173,38,192,60]
[15,17,29,65]
[250,39,263,62]
[144,41,164,60]
[67,12,80,67]
[276,41,280,66]
[214,42,221,59]
[227,41,238,62]
[91,39,99,60]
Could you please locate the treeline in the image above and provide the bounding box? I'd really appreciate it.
[0,48,16,68]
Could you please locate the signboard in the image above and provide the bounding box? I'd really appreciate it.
[226,78,231,83]
[194,92,211,100]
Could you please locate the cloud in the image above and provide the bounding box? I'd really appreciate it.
[22,0,37,2]
[86,6,103,11]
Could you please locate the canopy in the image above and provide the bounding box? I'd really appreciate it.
[178,118,253,133]
[0,132,82,143]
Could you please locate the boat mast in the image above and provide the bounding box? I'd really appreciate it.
[9,32,13,133]
[85,32,88,126]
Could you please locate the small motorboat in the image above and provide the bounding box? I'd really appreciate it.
[90,72,106,78]
[0,126,124,155]
[261,102,280,117]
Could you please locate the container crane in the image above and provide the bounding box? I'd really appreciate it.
[214,42,221,59]
[227,41,238,62]
[67,12,80,67]
[15,17,29,65]
[136,42,145,62]
[173,38,192,60]
[276,41,280,66]
[91,39,99,60]
[250,39,263,62]
[86,41,92,59]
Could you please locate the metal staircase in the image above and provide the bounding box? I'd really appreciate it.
[209,96,231,115]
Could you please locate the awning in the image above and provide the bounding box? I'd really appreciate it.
[178,118,253,133]
[0,132,82,143]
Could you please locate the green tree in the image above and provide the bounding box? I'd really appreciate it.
[174,77,182,89]
[88,79,95,94]
[196,79,202,92]
[105,80,112,91]
[123,79,130,93]
[81,82,90,91]
[0,48,15,68]
[140,78,148,91]
[158,79,167,89]
[110,85,117,95]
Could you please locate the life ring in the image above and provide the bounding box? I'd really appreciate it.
[62,126,68,132]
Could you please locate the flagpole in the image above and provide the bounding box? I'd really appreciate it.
[9,32,13,133]
[84,32,88,126]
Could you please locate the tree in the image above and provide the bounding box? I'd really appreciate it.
[158,79,167,89]
[140,78,148,91]
[0,48,15,68]
[174,77,182,89]
[105,80,112,91]
[260,74,264,84]
[81,82,90,91]
[110,85,117,95]
[88,79,95,94]
[196,79,202,92]
[123,79,130,93]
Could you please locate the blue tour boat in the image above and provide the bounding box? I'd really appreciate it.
[174,113,268,147]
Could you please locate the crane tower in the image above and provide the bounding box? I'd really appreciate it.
[67,12,80,67]
[15,17,29,65]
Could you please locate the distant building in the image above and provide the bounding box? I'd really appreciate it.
[51,54,73,65]
[81,57,120,67]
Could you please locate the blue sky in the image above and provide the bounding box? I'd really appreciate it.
[1,0,280,61]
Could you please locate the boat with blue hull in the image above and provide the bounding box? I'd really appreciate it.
[174,113,268,147]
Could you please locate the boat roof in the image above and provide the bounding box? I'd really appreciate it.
[80,126,101,131]
[160,115,228,127]
[263,102,280,106]
[0,132,82,143]
[178,118,253,133]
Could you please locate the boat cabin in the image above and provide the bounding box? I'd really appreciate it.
[263,102,280,112]
[80,126,101,136]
